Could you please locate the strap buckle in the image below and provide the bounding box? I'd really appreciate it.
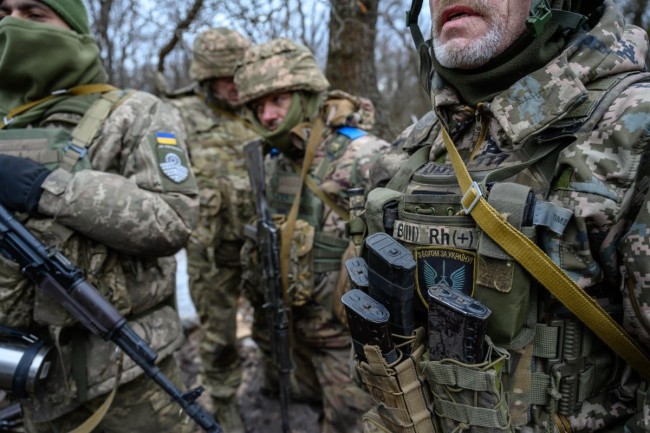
[462,181,483,214]
[64,141,88,158]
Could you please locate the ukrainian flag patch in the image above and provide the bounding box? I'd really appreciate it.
[156,132,177,145]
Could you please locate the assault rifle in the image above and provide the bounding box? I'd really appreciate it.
[0,205,221,433]
[244,140,292,433]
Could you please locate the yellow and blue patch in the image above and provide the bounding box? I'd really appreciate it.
[156,132,177,146]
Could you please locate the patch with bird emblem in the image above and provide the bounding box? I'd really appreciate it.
[413,246,476,308]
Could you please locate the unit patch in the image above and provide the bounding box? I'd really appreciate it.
[159,153,189,183]
[154,131,190,184]
[393,219,478,249]
[414,246,476,308]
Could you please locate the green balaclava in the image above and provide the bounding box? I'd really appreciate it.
[432,0,590,106]
[247,91,323,155]
[39,0,91,34]
[0,17,106,128]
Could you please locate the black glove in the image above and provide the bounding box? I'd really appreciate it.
[0,154,52,215]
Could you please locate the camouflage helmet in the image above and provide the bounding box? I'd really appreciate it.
[190,27,251,82]
[234,38,330,105]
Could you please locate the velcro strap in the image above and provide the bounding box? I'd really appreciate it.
[424,362,494,392]
[530,372,552,405]
[533,323,560,359]
[434,399,509,428]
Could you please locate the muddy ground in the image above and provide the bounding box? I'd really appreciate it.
[175,298,321,433]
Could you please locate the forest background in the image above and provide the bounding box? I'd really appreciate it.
[85,0,650,141]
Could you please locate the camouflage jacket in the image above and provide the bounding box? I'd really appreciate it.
[0,90,198,420]
[370,1,650,431]
[167,89,257,244]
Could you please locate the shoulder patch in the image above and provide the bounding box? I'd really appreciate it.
[153,131,190,184]
[337,126,367,140]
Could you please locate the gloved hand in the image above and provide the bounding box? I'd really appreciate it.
[0,154,52,215]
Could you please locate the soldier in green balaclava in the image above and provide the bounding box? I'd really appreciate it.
[0,1,200,432]
[234,38,392,433]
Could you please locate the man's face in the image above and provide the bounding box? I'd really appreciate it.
[430,0,530,69]
[0,0,70,29]
[251,91,293,131]
[210,77,240,105]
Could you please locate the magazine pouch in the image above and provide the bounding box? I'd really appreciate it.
[421,337,512,433]
[357,328,438,433]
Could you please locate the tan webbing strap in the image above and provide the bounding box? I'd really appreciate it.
[0,84,118,129]
[60,90,126,171]
[280,118,325,298]
[67,350,124,433]
[289,160,350,221]
[440,125,650,381]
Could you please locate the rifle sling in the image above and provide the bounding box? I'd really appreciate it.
[289,160,349,221]
[67,350,124,433]
[280,118,325,301]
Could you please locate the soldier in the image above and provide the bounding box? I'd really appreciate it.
[164,27,257,433]
[357,0,650,432]
[0,1,198,432]
[234,38,389,433]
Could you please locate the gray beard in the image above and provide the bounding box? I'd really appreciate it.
[433,21,505,69]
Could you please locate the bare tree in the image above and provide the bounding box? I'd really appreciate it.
[84,0,435,133]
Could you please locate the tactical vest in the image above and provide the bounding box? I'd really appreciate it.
[361,73,649,433]
[269,127,362,297]
[0,91,185,420]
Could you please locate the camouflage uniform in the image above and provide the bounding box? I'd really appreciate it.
[0,15,199,432]
[362,1,650,432]
[165,28,256,431]
[235,38,389,433]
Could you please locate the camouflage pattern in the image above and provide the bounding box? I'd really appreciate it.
[23,356,194,433]
[166,87,257,431]
[234,38,330,105]
[240,89,391,433]
[190,27,250,82]
[365,1,650,432]
[0,90,198,426]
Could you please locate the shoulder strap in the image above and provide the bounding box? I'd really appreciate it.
[441,124,650,381]
[0,84,118,129]
[60,90,131,171]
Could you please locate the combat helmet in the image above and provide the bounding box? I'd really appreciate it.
[234,38,330,105]
[190,27,250,82]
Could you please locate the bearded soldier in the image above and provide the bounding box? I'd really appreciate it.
[234,38,389,433]
[356,0,650,432]
[0,0,198,432]
[165,27,257,433]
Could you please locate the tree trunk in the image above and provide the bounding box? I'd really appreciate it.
[326,0,393,139]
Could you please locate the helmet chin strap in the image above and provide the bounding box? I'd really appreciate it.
[405,0,588,94]
[406,0,433,95]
